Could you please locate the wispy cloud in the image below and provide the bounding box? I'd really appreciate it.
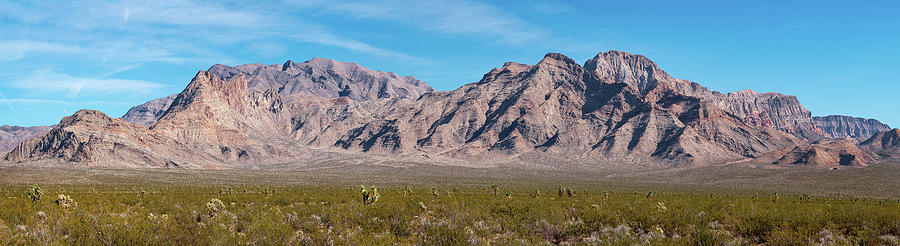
[0,41,84,62]
[9,70,167,98]
[325,0,547,44]
[282,32,432,63]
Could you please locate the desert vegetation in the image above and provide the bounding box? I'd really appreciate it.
[1,183,899,245]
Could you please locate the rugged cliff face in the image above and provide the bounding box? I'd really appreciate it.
[858,129,900,159]
[813,115,890,140]
[753,139,874,167]
[6,50,862,169]
[0,125,52,154]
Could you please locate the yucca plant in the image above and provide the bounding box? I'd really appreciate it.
[360,185,379,205]
[530,189,540,198]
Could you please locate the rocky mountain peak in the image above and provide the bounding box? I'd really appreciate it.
[537,53,579,67]
[583,50,673,95]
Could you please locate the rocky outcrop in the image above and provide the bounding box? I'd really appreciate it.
[208,57,435,101]
[753,139,875,167]
[121,95,177,126]
[858,129,900,159]
[813,115,890,140]
[0,125,52,154]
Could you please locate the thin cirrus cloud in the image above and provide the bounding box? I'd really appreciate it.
[324,0,547,44]
[9,70,167,98]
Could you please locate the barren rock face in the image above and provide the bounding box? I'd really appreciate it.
[0,125,52,155]
[858,128,900,159]
[813,115,890,140]
[754,139,875,167]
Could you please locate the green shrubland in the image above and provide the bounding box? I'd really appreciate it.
[0,183,898,245]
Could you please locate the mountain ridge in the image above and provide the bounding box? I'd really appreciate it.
[4,50,886,169]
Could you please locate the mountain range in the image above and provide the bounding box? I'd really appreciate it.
[2,51,897,169]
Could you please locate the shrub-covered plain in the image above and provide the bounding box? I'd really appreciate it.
[1,183,898,245]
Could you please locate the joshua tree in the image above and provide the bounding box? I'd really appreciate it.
[360,185,380,206]
[27,185,43,203]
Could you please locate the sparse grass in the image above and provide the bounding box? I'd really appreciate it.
[0,164,898,244]
[0,183,898,244]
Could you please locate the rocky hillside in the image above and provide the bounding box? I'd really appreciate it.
[753,139,874,167]
[0,125,52,154]
[5,72,297,168]
[6,50,862,168]
[859,128,900,159]
[122,58,434,126]
[813,115,890,139]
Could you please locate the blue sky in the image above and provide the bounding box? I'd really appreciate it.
[1,0,898,127]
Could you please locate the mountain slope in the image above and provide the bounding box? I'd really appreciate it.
[753,139,874,167]
[859,128,900,159]
[813,115,890,139]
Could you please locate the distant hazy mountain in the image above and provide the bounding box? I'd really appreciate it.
[0,125,52,155]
